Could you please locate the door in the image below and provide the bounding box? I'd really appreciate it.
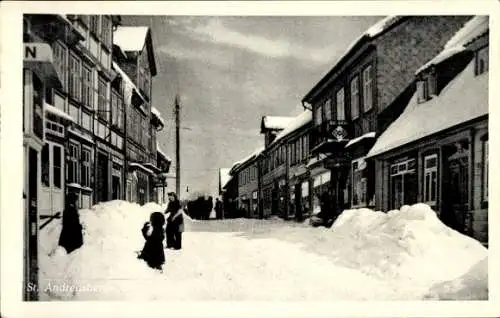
[271,184,279,216]
[442,142,469,234]
[96,152,109,203]
[40,142,64,217]
[112,176,120,200]
[295,183,302,220]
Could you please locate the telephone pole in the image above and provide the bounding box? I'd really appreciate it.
[175,94,181,199]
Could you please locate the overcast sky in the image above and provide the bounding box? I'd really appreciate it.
[122,15,383,199]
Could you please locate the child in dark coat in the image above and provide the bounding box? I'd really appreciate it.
[58,192,83,254]
[138,212,166,270]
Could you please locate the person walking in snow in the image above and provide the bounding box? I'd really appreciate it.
[138,212,165,270]
[58,192,83,254]
[165,192,183,249]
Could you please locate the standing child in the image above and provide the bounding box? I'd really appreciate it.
[138,212,165,270]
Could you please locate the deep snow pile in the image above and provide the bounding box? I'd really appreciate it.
[423,256,488,300]
[38,200,194,300]
[326,204,487,297]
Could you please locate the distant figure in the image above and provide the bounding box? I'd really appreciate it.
[138,212,165,270]
[58,192,83,254]
[165,192,181,248]
[215,198,223,219]
[319,192,335,227]
[206,196,214,220]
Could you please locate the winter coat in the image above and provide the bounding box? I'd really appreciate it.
[167,209,184,233]
[166,199,181,215]
[139,222,165,269]
[58,202,83,254]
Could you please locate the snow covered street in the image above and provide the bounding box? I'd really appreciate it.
[38,201,488,301]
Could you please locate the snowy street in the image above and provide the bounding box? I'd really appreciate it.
[38,201,487,301]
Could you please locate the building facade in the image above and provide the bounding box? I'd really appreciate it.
[367,16,489,244]
[301,16,471,215]
[22,14,171,300]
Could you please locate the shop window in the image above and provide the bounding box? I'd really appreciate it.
[423,154,438,206]
[352,158,368,207]
[81,148,91,187]
[350,76,360,120]
[390,158,417,209]
[53,145,62,189]
[41,144,50,187]
[475,46,489,76]
[68,143,80,184]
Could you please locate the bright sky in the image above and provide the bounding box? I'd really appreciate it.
[122,15,383,199]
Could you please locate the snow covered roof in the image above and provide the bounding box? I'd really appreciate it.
[271,110,312,145]
[219,168,231,189]
[261,116,295,132]
[367,60,488,158]
[44,103,74,123]
[112,61,146,103]
[156,142,172,162]
[345,132,376,148]
[113,26,149,52]
[303,16,403,102]
[113,26,157,76]
[230,146,264,174]
[151,106,165,127]
[129,162,155,175]
[415,16,489,75]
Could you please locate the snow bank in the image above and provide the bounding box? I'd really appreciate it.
[327,203,487,297]
[424,257,488,300]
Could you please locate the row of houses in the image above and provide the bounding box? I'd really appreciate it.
[22,14,172,300]
[220,15,489,245]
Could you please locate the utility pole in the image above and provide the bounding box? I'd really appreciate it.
[175,94,181,199]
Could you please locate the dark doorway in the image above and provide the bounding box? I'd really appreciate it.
[96,152,109,203]
[271,184,279,216]
[26,148,39,300]
[112,175,120,200]
[294,183,303,221]
[442,141,470,234]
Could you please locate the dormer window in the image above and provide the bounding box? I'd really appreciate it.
[416,71,437,104]
[475,46,488,76]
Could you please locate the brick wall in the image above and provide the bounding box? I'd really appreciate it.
[376,15,472,113]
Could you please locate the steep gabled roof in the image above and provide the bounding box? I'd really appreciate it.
[260,116,295,133]
[113,26,157,76]
[270,110,312,146]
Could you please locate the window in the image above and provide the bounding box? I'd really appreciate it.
[89,15,100,36]
[52,41,67,89]
[82,65,93,108]
[101,16,112,48]
[423,154,438,206]
[352,158,368,207]
[303,135,308,159]
[336,88,345,121]
[41,144,50,187]
[417,80,428,103]
[483,139,488,202]
[476,46,489,75]
[390,158,417,209]
[98,77,108,121]
[81,148,91,187]
[53,145,62,188]
[350,76,359,120]
[32,73,44,139]
[362,65,373,112]
[314,105,322,126]
[68,143,80,184]
[324,99,332,121]
[69,54,81,101]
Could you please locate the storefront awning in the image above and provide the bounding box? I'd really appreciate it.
[23,43,62,89]
[345,132,376,149]
[128,162,155,175]
[143,162,162,173]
